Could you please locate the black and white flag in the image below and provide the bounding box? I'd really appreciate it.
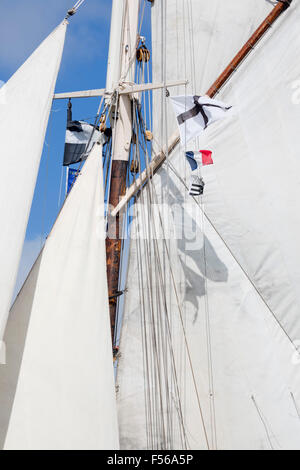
[63,120,100,166]
[189,174,205,197]
[170,95,232,145]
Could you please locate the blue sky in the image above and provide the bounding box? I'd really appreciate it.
[0,0,151,294]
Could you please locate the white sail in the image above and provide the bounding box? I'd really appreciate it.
[0,21,67,341]
[116,1,300,450]
[151,0,272,131]
[196,1,300,344]
[0,252,42,449]
[2,144,119,450]
[118,178,300,450]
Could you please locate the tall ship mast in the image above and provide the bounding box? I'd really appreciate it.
[0,0,300,451]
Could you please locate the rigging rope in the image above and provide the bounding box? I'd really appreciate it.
[134,0,212,449]
[148,175,211,450]
[116,0,204,449]
[130,92,212,448]
[129,99,190,449]
[133,103,167,448]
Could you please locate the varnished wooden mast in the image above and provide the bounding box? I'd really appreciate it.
[106,159,128,342]
[106,0,140,343]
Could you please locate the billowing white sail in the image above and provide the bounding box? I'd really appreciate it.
[117,0,300,450]
[2,144,119,450]
[0,252,42,449]
[0,21,67,341]
[118,174,300,450]
[151,0,272,135]
[196,1,300,344]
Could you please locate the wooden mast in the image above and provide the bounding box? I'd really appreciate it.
[106,0,140,342]
[110,0,293,218]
